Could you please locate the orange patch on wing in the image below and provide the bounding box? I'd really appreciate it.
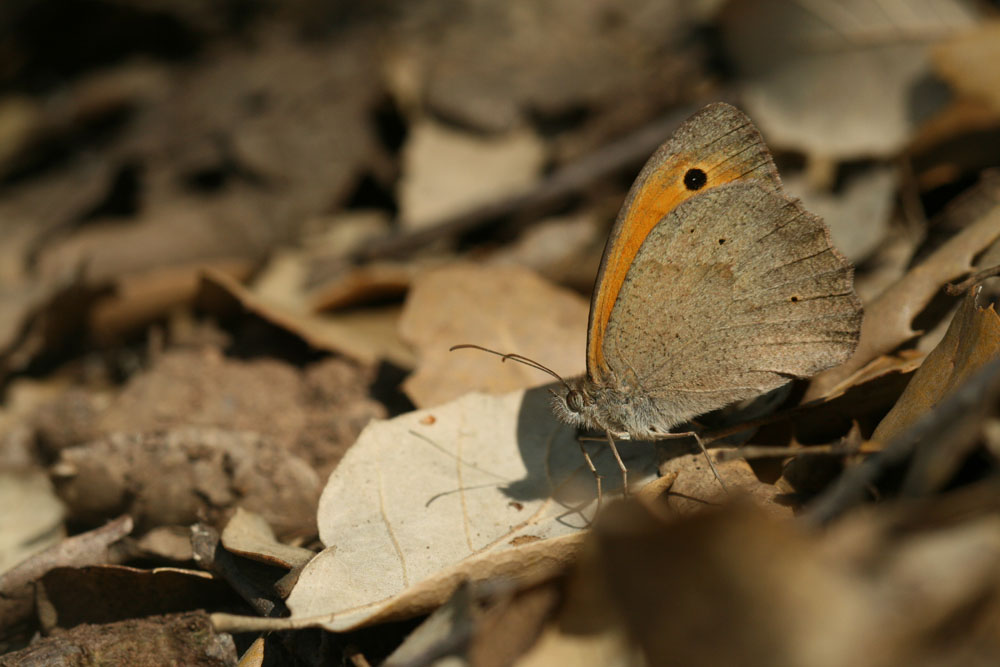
[587,154,753,379]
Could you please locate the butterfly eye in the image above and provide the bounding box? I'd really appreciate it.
[566,390,584,413]
[683,168,707,191]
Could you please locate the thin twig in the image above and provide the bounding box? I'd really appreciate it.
[715,441,880,461]
[945,264,1000,295]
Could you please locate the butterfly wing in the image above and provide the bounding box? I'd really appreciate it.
[587,103,784,383]
[601,182,862,428]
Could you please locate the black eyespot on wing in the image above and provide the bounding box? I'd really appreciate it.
[684,168,707,191]
[718,238,726,245]
[790,295,799,302]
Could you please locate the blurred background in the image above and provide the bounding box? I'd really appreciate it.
[3,0,1000,525]
[3,1,1000,661]
[2,0,995,383]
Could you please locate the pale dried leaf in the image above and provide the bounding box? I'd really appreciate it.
[301,210,393,258]
[400,264,588,408]
[220,508,315,570]
[285,387,660,631]
[0,469,64,574]
[721,0,979,158]
[399,121,545,230]
[135,527,194,563]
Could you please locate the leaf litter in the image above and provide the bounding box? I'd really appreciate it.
[2,1,1000,664]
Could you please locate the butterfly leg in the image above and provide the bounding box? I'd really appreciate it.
[652,431,728,493]
[606,430,629,498]
[576,435,604,512]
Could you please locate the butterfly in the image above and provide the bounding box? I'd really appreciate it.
[456,103,863,498]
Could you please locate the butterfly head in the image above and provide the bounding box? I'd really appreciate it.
[549,377,603,431]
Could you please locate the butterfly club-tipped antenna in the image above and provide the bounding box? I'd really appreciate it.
[450,344,730,502]
[449,344,573,394]
[451,343,611,509]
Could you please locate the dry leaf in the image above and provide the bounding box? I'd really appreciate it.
[518,618,640,667]
[281,387,660,632]
[807,198,1000,399]
[466,581,561,667]
[382,583,480,667]
[490,213,604,290]
[135,527,194,564]
[908,100,1000,192]
[0,469,64,575]
[0,517,132,642]
[399,121,545,230]
[527,496,1000,667]
[783,164,897,264]
[89,259,254,343]
[0,96,43,174]
[523,502,856,667]
[395,0,695,132]
[720,0,979,159]
[307,262,417,313]
[251,250,418,364]
[658,448,792,519]
[220,508,314,571]
[0,281,107,382]
[400,264,588,408]
[118,30,380,234]
[869,291,1000,490]
[36,200,269,286]
[38,566,235,629]
[0,64,166,180]
[200,269,412,367]
[933,21,1000,113]
[0,136,114,252]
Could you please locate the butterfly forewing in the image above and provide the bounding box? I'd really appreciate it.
[601,182,861,423]
[587,103,786,383]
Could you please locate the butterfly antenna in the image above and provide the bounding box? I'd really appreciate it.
[449,344,572,392]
